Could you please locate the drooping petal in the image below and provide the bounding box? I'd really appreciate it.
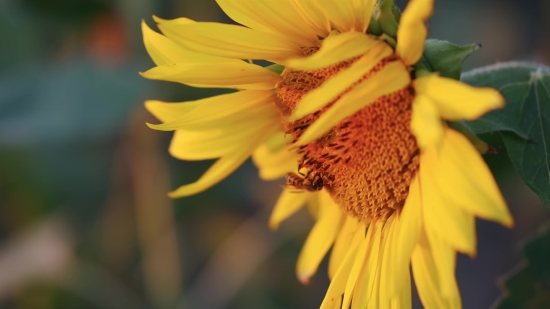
[252,143,299,181]
[169,124,279,197]
[167,109,278,161]
[436,128,513,226]
[412,230,462,308]
[378,214,404,308]
[142,21,237,65]
[396,0,434,65]
[420,147,477,255]
[320,228,364,309]
[153,15,195,27]
[145,100,202,123]
[328,216,361,279]
[341,221,377,309]
[169,155,248,197]
[413,75,505,120]
[391,268,412,309]
[269,190,310,230]
[140,62,280,90]
[314,0,355,32]
[411,94,444,149]
[216,0,319,46]
[289,0,330,37]
[315,0,376,32]
[296,61,410,145]
[147,91,277,131]
[157,21,302,61]
[284,32,380,70]
[150,92,280,163]
[358,0,378,32]
[351,217,393,309]
[169,129,248,160]
[297,191,344,284]
[161,104,276,131]
[290,40,393,121]
[390,175,422,296]
[306,193,321,220]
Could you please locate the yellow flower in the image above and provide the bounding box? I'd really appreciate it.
[141,0,514,308]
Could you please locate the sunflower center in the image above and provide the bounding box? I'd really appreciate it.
[275,51,419,223]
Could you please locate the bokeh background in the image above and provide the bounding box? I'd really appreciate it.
[0,0,549,308]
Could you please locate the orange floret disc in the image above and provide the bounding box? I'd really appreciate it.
[275,52,419,223]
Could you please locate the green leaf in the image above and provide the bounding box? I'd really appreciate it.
[493,224,550,309]
[461,62,550,206]
[457,115,528,140]
[421,39,480,80]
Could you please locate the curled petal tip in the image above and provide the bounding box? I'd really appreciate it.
[297,273,311,285]
[502,216,515,229]
[268,220,279,231]
[145,122,168,131]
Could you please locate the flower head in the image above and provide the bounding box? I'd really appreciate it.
[141,0,514,308]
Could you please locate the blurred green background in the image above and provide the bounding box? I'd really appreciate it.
[0,0,548,308]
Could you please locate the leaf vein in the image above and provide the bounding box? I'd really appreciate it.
[533,78,550,189]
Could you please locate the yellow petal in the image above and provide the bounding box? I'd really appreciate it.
[169,129,245,160]
[396,0,434,65]
[153,15,195,27]
[169,131,219,160]
[140,62,280,90]
[343,220,379,309]
[167,105,279,161]
[252,143,299,181]
[215,0,319,46]
[315,0,376,32]
[354,217,399,309]
[320,227,364,309]
[412,230,462,308]
[358,0,378,32]
[414,75,505,120]
[306,192,321,220]
[268,190,310,230]
[378,214,409,308]
[158,104,276,131]
[420,147,477,255]
[297,191,344,284]
[284,32,379,70]
[391,269,412,309]
[296,61,410,145]
[411,94,444,149]
[169,105,280,160]
[290,40,393,121]
[289,0,331,37]
[147,91,277,131]
[142,21,236,65]
[169,125,277,197]
[328,216,361,279]
[436,128,513,227]
[390,175,422,296]
[157,22,302,61]
[145,100,202,123]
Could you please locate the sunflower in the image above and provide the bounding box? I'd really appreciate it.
[141,0,514,308]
